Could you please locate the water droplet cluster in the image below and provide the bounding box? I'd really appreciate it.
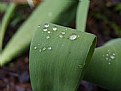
[103,50,116,65]
[34,45,52,52]
[36,23,81,53]
[39,23,80,41]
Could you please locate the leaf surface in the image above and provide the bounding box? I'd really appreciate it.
[84,38,121,91]
[29,23,96,91]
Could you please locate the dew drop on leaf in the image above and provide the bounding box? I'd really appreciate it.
[46,36,50,39]
[44,23,49,28]
[53,26,57,31]
[108,50,110,52]
[104,50,116,64]
[42,47,46,51]
[39,49,42,52]
[113,53,115,56]
[106,53,109,56]
[47,31,51,34]
[38,25,41,27]
[61,32,65,35]
[110,55,115,59]
[48,47,52,50]
[34,46,37,50]
[69,34,78,40]
[43,28,48,32]
[59,34,63,38]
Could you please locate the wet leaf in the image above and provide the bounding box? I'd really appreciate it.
[29,23,96,91]
[84,38,121,91]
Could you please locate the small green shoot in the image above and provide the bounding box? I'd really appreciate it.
[76,0,90,32]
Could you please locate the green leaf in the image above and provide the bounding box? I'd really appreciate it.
[76,0,90,32]
[29,23,96,91]
[0,0,75,66]
[0,3,16,50]
[84,38,121,91]
[0,2,8,13]
[0,23,2,53]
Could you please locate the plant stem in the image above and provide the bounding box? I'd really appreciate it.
[76,0,90,32]
[0,3,16,52]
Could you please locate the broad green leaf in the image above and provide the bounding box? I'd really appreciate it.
[0,0,75,66]
[76,0,90,32]
[0,3,16,50]
[84,38,121,91]
[29,23,96,91]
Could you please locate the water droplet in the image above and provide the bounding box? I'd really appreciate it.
[106,58,108,60]
[108,50,110,52]
[61,32,65,35]
[43,28,48,32]
[47,31,51,34]
[59,34,63,38]
[108,62,111,65]
[44,23,49,28]
[48,47,52,50]
[46,36,50,39]
[38,25,41,27]
[110,55,115,59]
[38,44,40,45]
[34,46,37,50]
[69,34,78,40]
[39,49,42,52]
[106,54,109,56]
[42,47,46,51]
[113,53,115,55]
[53,26,57,31]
